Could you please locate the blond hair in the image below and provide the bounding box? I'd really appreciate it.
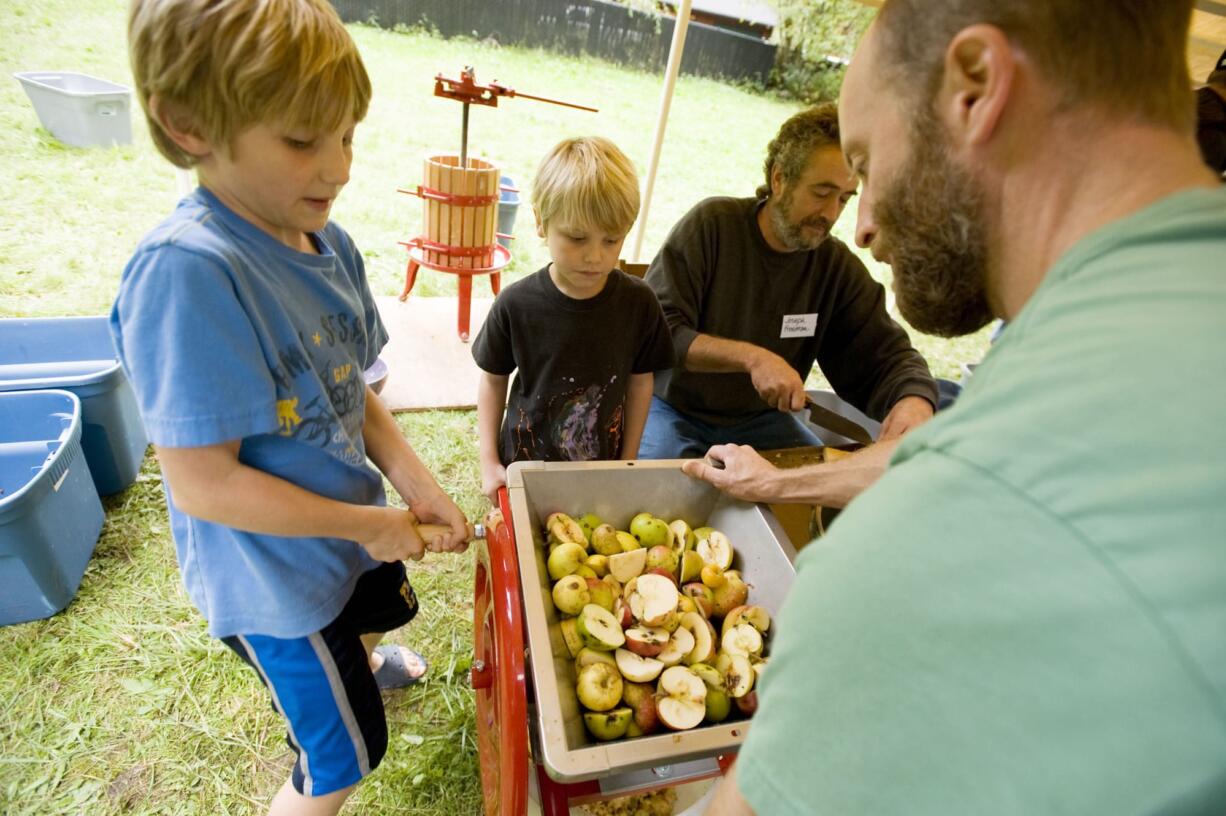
[532,137,640,235]
[128,0,372,168]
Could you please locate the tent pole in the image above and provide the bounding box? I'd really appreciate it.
[630,0,692,263]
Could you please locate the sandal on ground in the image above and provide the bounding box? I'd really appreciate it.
[372,644,428,690]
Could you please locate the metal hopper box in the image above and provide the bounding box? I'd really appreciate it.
[505,459,798,785]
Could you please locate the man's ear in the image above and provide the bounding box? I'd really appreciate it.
[533,207,546,239]
[769,162,784,198]
[935,24,1015,149]
[149,95,212,159]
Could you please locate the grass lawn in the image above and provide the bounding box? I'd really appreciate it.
[0,1,991,814]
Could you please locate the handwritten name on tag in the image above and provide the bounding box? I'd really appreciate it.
[780,313,818,338]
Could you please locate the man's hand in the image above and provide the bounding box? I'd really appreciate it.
[681,444,781,503]
[878,395,934,441]
[481,460,507,506]
[407,490,471,554]
[747,350,807,412]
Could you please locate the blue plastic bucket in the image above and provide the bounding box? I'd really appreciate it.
[0,316,147,495]
[497,175,520,250]
[0,389,105,626]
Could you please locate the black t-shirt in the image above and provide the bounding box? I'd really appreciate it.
[645,196,937,426]
[1196,86,1226,176]
[472,266,674,464]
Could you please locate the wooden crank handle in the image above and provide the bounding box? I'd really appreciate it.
[415,521,486,542]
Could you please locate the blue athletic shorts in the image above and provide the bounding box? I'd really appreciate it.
[221,561,419,796]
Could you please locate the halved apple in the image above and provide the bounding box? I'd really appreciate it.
[624,626,670,658]
[721,605,771,638]
[655,666,707,731]
[574,647,617,672]
[722,653,755,698]
[679,550,705,584]
[680,611,717,665]
[628,573,679,627]
[696,530,733,571]
[611,597,633,629]
[681,583,715,618]
[656,624,694,667]
[668,519,696,553]
[615,647,665,683]
[575,604,626,652]
[607,548,647,584]
[721,623,764,659]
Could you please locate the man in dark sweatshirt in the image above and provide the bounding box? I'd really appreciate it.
[640,104,937,459]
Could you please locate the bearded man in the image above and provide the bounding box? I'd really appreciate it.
[638,104,937,459]
[704,1,1226,814]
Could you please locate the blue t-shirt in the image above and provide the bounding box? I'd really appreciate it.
[110,188,390,639]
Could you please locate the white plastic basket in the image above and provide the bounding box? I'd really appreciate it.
[13,71,132,148]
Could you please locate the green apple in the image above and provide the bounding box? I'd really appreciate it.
[573,565,598,580]
[621,681,659,735]
[552,574,591,617]
[710,570,749,618]
[691,664,732,723]
[590,524,623,556]
[575,604,626,652]
[584,707,632,741]
[576,661,623,712]
[645,545,679,576]
[577,512,603,543]
[584,553,609,578]
[547,542,588,581]
[585,577,615,612]
[630,514,671,549]
[616,531,642,552]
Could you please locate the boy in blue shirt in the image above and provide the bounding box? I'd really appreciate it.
[112,1,470,812]
[472,137,674,501]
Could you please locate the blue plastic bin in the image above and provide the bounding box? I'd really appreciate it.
[0,316,147,495]
[497,175,520,250]
[0,390,105,626]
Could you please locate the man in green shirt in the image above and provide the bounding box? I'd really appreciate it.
[707,1,1226,814]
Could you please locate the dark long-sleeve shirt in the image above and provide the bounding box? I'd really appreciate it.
[645,196,937,426]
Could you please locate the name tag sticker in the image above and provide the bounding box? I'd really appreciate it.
[781,313,818,338]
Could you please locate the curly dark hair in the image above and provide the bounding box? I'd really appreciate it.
[756,103,841,200]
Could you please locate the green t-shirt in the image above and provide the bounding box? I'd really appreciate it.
[737,188,1226,814]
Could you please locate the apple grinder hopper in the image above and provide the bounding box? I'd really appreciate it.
[470,460,797,813]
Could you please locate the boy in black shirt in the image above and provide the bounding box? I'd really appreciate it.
[472,137,674,502]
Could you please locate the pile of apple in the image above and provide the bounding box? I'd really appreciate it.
[542,511,770,742]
